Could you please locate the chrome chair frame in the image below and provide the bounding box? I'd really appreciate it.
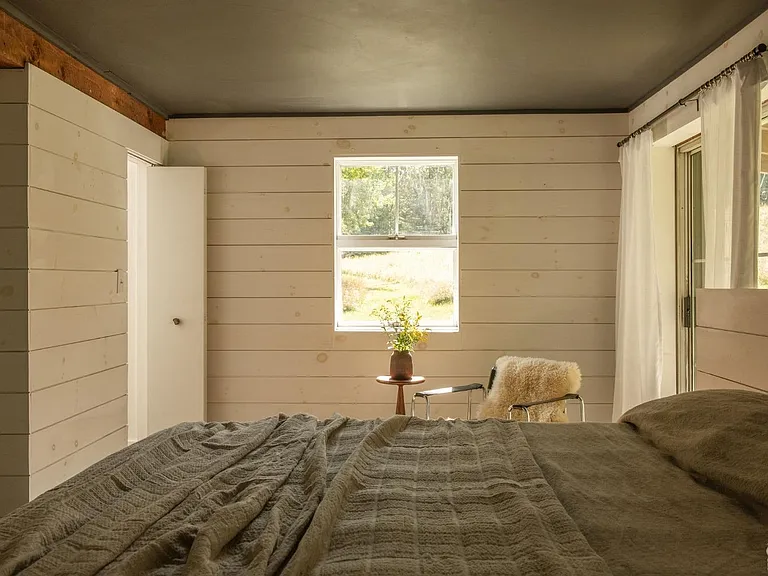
[410,366,587,422]
[411,368,497,420]
[411,383,487,420]
[508,393,586,422]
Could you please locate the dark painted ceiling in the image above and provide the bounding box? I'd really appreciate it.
[6,0,768,116]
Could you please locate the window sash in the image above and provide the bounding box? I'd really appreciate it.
[334,246,459,331]
[335,156,459,238]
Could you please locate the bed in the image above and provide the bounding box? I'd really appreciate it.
[0,389,766,575]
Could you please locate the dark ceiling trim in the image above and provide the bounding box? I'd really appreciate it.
[0,3,167,137]
[169,108,628,119]
[628,4,768,111]
[0,0,168,116]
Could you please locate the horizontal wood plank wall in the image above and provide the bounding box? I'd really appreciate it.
[20,65,166,501]
[695,289,768,394]
[25,86,128,499]
[0,68,29,516]
[168,114,626,422]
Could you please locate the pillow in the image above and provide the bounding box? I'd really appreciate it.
[620,389,768,506]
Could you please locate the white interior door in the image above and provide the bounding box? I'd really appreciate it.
[146,167,207,434]
[127,154,149,443]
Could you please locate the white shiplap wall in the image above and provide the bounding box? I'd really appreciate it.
[25,117,129,496]
[0,65,166,511]
[168,113,626,422]
[695,289,768,394]
[24,66,165,498]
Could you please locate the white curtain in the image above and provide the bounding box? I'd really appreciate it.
[613,130,663,421]
[700,74,736,288]
[731,59,764,287]
[701,58,766,288]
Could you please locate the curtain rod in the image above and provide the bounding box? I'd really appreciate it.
[617,43,767,148]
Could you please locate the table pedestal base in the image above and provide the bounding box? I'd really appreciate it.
[375,376,426,416]
[395,384,406,415]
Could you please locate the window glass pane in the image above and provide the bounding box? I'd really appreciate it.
[340,165,396,236]
[397,165,454,235]
[339,162,455,236]
[760,172,768,287]
[340,250,456,325]
[690,151,705,289]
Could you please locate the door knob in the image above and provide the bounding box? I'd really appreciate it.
[172,317,181,325]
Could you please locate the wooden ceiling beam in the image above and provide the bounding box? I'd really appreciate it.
[0,8,165,137]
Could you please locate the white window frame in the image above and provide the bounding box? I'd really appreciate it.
[334,156,460,332]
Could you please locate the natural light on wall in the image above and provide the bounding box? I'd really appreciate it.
[334,157,459,331]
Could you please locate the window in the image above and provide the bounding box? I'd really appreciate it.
[334,157,459,331]
[687,145,705,290]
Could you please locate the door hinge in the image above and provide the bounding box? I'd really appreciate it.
[682,295,693,328]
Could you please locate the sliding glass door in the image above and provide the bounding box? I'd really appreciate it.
[675,137,702,393]
[676,112,768,393]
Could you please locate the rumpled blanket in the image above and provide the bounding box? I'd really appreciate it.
[0,416,610,575]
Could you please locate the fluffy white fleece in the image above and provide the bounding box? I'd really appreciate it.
[477,356,581,422]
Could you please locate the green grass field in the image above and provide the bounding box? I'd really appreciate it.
[340,251,455,322]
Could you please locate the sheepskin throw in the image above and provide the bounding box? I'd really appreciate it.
[478,356,581,422]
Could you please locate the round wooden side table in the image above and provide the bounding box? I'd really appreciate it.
[376,376,425,415]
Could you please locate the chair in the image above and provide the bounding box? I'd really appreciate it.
[411,356,586,422]
[410,373,494,420]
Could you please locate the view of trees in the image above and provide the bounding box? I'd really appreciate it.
[340,164,454,236]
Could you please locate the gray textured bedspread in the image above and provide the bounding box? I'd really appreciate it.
[0,390,766,575]
[0,416,610,575]
[523,389,768,575]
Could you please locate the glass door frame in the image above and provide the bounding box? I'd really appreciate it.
[675,136,702,394]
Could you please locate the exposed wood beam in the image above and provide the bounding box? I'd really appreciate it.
[0,8,165,137]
